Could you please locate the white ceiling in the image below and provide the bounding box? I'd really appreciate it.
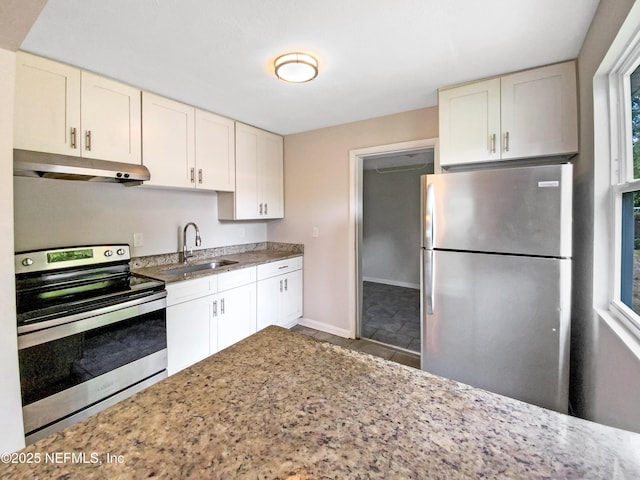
[19,0,600,135]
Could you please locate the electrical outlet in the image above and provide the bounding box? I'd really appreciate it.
[312,226,319,238]
[239,227,245,238]
[133,233,144,247]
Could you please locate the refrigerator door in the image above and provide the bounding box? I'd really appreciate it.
[421,249,570,412]
[421,164,572,257]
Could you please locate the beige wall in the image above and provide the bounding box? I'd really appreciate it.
[0,47,25,453]
[269,107,437,335]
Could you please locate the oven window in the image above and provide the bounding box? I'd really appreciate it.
[19,310,166,406]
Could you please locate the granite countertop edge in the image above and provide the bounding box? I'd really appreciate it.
[131,243,303,283]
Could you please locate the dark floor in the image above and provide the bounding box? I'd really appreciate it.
[290,324,421,369]
[361,281,421,353]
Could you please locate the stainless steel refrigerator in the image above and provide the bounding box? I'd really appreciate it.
[421,163,572,413]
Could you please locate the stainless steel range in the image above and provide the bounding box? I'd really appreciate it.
[15,244,167,444]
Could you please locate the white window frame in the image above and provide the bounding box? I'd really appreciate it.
[608,29,640,336]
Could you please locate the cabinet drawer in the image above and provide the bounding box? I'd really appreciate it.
[257,256,303,281]
[166,276,217,306]
[218,266,256,292]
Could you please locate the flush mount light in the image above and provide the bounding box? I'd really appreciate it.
[274,52,318,83]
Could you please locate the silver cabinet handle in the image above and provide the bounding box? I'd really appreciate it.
[70,127,77,149]
[85,130,91,151]
[279,280,283,293]
[213,300,217,317]
[424,250,435,315]
[264,203,268,215]
[198,169,203,184]
[259,203,263,215]
[190,168,195,183]
[284,278,288,291]
[503,131,510,152]
[221,298,225,314]
[489,133,496,154]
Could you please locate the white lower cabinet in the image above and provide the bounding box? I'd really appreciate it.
[166,294,214,375]
[166,275,217,375]
[166,259,302,375]
[257,257,303,330]
[281,269,303,324]
[166,266,257,375]
[217,282,256,351]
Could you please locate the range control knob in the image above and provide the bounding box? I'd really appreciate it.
[117,248,126,256]
[22,258,33,267]
[104,250,113,257]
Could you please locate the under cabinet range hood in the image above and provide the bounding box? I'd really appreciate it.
[13,149,150,185]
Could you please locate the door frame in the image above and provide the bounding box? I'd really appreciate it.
[347,138,439,339]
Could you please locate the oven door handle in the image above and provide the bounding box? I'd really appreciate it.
[18,293,167,350]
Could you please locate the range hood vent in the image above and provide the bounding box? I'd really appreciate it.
[13,149,150,186]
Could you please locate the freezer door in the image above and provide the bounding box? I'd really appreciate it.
[421,249,570,412]
[421,164,572,257]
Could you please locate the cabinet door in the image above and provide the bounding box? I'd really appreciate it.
[209,295,219,356]
[234,123,260,218]
[167,296,212,375]
[256,276,280,331]
[500,61,578,160]
[81,72,141,163]
[14,52,81,156]
[142,92,195,188]
[195,109,235,191]
[230,122,284,220]
[217,283,256,351]
[438,78,501,167]
[280,270,303,326]
[259,131,284,218]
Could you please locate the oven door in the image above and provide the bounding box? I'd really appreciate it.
[18,291,167,439]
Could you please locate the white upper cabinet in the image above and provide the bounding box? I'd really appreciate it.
[500,62,578,160]
[439,61,578,167]
[14,52,141,163]
[14,53,81,156]
[438,78,501,165]
[142,91,195,188]
[218,122,284,220]
[80,71,141,163]
[194,109,235,192]
[141,92,235,191]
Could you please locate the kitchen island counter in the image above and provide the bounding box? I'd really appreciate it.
[3,326,639,479]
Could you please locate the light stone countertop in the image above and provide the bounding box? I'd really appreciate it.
[132,242,303,283]
[2,326,640,479]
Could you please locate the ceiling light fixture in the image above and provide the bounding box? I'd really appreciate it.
[274,52,318,83]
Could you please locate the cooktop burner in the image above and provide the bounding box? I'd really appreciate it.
[15,244,165,328]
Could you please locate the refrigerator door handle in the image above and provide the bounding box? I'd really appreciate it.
[425,182,435,250]
[424,250,435,314]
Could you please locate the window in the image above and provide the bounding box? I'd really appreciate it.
[613,56,640,331]
[619,66,640,313]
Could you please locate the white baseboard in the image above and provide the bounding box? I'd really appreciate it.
[362,276,420,290]
[296,317,352,339]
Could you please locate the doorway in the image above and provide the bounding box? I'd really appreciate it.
[348,139,437,355]
[361,151,433,352]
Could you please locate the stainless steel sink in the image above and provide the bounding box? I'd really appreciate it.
[161,260,238,275]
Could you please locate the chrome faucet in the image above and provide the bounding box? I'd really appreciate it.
[182,222,201,263]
